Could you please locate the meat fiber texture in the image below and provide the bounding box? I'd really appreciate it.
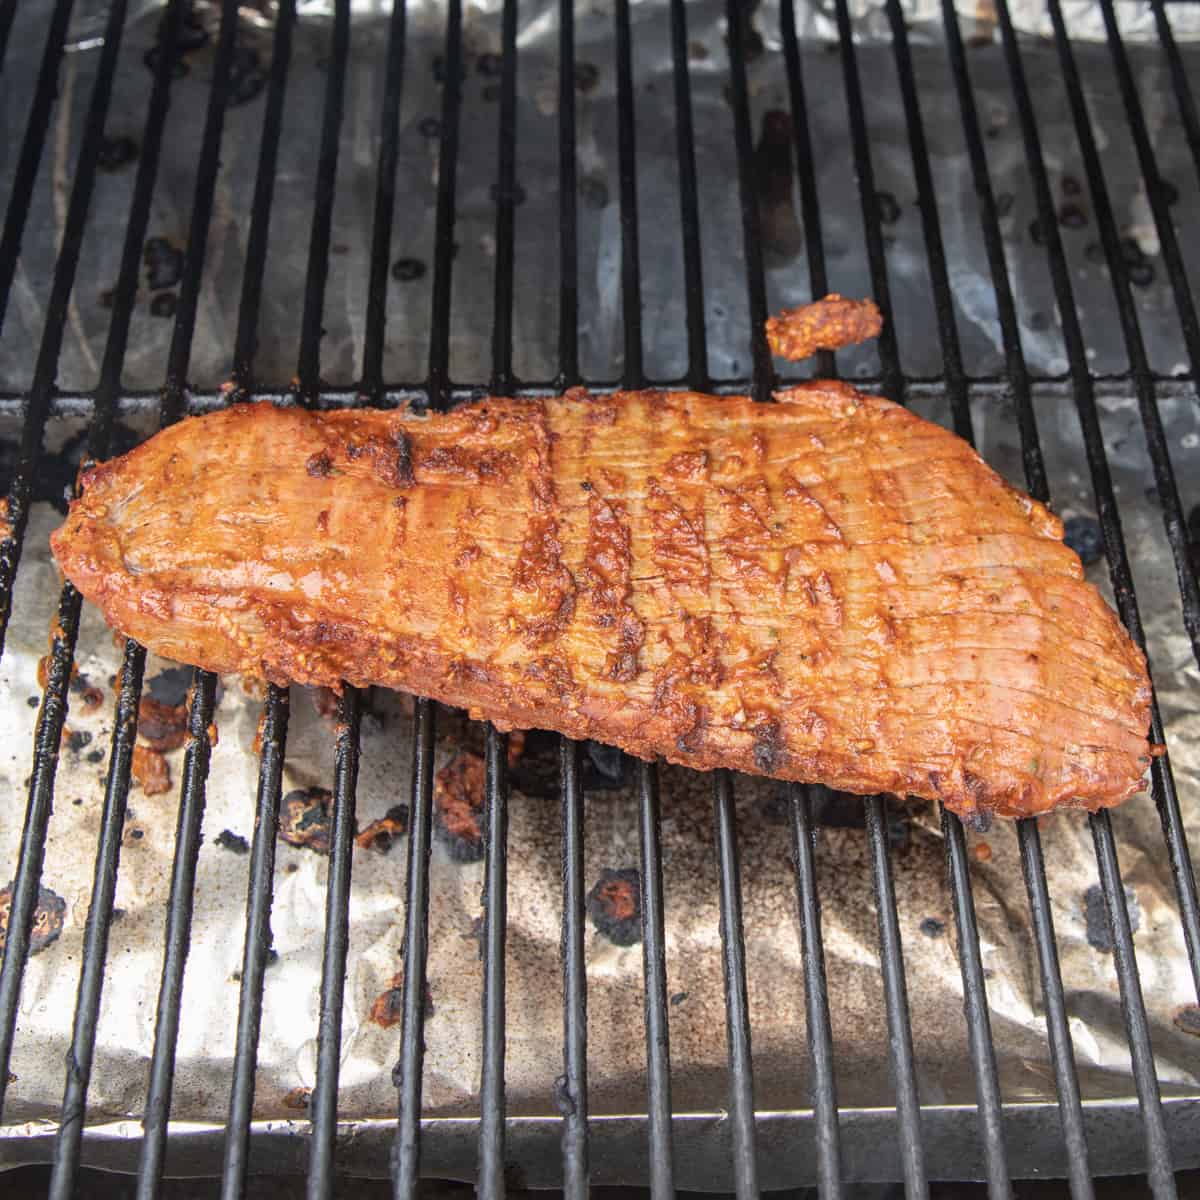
[51,385,1154,821]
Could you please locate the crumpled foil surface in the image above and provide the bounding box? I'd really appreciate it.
[0,0,1198,1175]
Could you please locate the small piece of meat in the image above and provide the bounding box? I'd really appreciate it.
[279,787,332,853]
[433,752,485,861]
[586,868,642,946]
[355,804,410,852]
[369,973,405,1028]
[0,882,67,954]
[137,696,188,752]
[131,744,171,795]
[766,294,883,360]
[51,388,1155,820]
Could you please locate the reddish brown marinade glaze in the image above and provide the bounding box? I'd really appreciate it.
[51,385,1154,820]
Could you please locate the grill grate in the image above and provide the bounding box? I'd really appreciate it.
[0,0,1196,1197]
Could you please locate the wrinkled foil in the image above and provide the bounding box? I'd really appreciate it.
[1,0,1198,1181]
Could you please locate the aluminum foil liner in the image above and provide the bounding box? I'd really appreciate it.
[1,0,1198,1178]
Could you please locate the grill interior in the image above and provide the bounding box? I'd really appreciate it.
[0,0,1198,1196]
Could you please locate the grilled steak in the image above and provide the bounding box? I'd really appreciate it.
[51,385,1154,820]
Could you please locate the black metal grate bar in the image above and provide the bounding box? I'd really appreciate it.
[308,690,362,1199]
[1090,810,1175,1198]
[0,0,18,70]
[614,0,643,390]
[477,4,519,1191]
[133,3,243,1192]
[556,6,589,1193]
[1152,0,1200,190]
[0,0,128,657]
[217,14,300,1192]
[0,0,75,341]
[558,738,589,1199]
[832,0,902,405]
[612,5,676,1190]
[994,0,1180,1190]
[360,0,408,404]
[556,0,580,391]
[0,0,133,1108]
[478,726,510,1198]
[779,0,833,378]
[296,0,351,405]
[788,787,843,1197]
[137,669,220,1199]
[1016,821,1095,1200]
[885,0,969,436]
[48,641,146,1200]
[668,0,708,390]
[636,760,675,1198]
[489,0,519,397]
[230,0,298,398]
[392,697,436,1196]
[426,0,464,412]
[833,3,925,1193]
[713,773,760,1199]
[886,5,1012,1193]
[715,5,768,1193]
[221,684,290,1200]
[724,0,772,404]
[937,2,1093,1191]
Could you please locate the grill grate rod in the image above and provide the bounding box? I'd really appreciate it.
[133,2,244,1192]
[776,13,844,1180]
[218,11,299,1194]
[360,0,409,405]
[0,0,18,69]
[230,0,298,400]
[0,0,74,342]
[426,0,464,414]
[478,727,511,1198]
[669,0,709,391]
[1152,0,1200,190]
[308,691,362,1199]
[779,0,833,379]
[788,788,843,1198]
[558,739,589,1199]
[636,761,675,1198]
[886,4,1014,1194]
[713,773,760,1199]
[220,684,290,1199]
[556,4,590,1192]
[832,1,926,1192]
[720,0,773,1191]
[613,4,676,1192]
[0,0,133,1110]
[218,12,298,1195]
[938,1,1094,1192]
[477,2,520,1192]
[295,0,351,408]
[392,698,437,1196]
[995,0,1179,1190]
[137,671,219,1198]
[287,4,358,1195]
[392,1,464,1192]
